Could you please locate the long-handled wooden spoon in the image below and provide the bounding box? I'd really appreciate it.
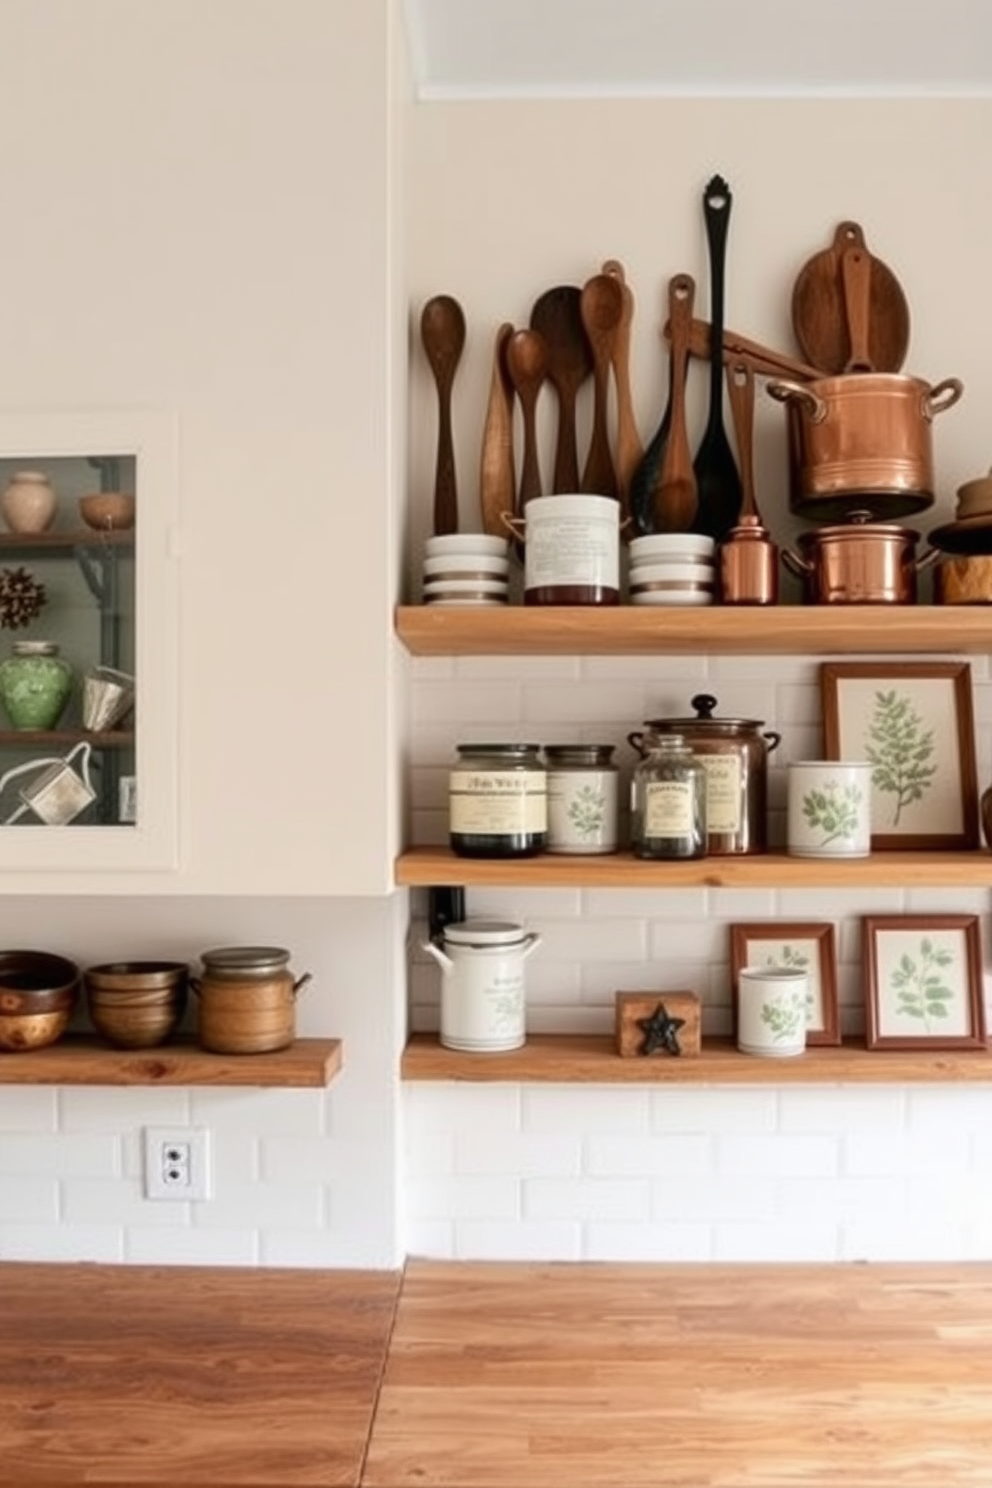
[654,274,698,532]
[504,327,550,509]
[725,359,762,524]
[479,322,517,537]
[529,286,593,494]
[602,259,644,522]
[579,272,623,501]
[420,294,466,535]
[628,285,678,536]
[691,174,743,542]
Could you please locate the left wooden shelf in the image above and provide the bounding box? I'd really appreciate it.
[0,1036,343,1087]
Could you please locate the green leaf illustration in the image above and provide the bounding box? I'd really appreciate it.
[887,937,958,1033]
[864,689,938,827]
[801,780,864,845]
[566,783,606,840]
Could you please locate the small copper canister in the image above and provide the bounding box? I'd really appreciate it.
[718,514,779,604]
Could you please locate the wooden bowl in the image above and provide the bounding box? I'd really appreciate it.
[78,493,136,531]
[0,950,79,1051]
[84,961,188,1049]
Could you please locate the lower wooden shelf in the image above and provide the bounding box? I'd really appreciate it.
[0,1036,343,1087]
[402,1032,992,1084]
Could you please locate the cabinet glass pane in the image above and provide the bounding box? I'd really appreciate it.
[0,455,136,827]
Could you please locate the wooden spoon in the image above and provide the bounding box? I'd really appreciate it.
[579,272,623,501]
[725,360,762,524]
[654,274,698,532]
[529,285,593,494]
[691,174,743,542]
[791,220,910,375]
[602,259,644,521]
[420,294,466,535]
[840,245,874,372]
[504,327,550,509]
[479,322,517,537]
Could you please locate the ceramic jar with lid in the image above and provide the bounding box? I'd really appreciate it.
[449,743,547,858]
[192,945,312,1054]
[630,734,707,859]
[628,694,781,856]
[544,744,619,854]
[516,494,620,605]
[422,918,541,1051]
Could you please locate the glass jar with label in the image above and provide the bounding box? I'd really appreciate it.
[449,743,547,858]
[544,744,619,855]
[630,734,707,859]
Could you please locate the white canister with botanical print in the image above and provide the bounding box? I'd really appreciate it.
[786,761,873,858]
[737,967,808,1058]
[544,744,619,854]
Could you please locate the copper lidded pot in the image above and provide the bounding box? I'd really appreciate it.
[627,693,781,856]
[782,518,939,604]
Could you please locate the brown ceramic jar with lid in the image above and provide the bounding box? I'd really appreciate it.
[627,694,781,855]
[192,946,311,1055]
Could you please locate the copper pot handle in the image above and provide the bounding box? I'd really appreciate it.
[923,378,964,421]
[781,547,813,578]
[765,379,827,423]
[914,546,941,574]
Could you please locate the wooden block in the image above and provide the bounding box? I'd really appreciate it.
[614,991,702,1058]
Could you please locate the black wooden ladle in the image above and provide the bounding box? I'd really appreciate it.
[691,175,743,542]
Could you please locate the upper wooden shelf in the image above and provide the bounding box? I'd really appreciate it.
[396,846,992,889]
[0,1036,343,1088]
[395,605,992,657]
[402,1032,992,1085]
[0,530,134,551]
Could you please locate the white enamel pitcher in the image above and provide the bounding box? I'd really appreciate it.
[423,919,541,1052]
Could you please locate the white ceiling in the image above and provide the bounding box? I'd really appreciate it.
[403,0,992,99]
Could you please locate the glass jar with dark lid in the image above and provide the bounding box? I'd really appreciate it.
[630,734,707,860]
[543,744,619,855]
[449,743,547,858]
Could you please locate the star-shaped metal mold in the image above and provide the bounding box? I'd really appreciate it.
[636,1000,687,1057]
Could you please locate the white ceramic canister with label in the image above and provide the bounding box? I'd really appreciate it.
[544,744,619,854]
[737,966,808,1058]
[422,919,541,1052]
[520,494,620,605]
[787,760,873,858]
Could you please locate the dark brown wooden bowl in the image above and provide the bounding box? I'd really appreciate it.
[0,950,79,1051]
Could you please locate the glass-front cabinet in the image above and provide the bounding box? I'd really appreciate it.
[0,411,178,875]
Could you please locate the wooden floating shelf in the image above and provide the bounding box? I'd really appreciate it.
[0,530,134,551]
[0,1036,343,1088]
[402,1032,992,1085]
[0,729,134,748]
[396,846,992,889]
[395,605,992,658]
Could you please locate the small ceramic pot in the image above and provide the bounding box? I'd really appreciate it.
[737,967,808,1058]
[0,641,73,731]
[1,472,56,534]
[787,761,872,858]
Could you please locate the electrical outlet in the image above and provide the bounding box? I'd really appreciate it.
[143,1127,211,1201]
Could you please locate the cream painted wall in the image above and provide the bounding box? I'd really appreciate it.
[0,0,399,895]
[406,98,992,570]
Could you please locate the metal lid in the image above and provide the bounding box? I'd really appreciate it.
[456,743,541,755]
[543,744,616,765]
[442,919,528,947]
[645,693,766,735]
[200,945,291,975]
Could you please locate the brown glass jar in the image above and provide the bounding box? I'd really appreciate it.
[449,744,548,858]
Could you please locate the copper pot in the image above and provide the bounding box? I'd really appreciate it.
[767,373,963,521]
[782,521,939,604]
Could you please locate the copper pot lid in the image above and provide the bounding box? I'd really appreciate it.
[644,693,767,735]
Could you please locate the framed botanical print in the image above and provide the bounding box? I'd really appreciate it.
[730,921,840,1046]
[821,662,979,850]
[863,914,987,1050]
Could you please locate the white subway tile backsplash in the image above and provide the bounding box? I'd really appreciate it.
[59,1088,190,1129]
[715,1133,839,1179]
[259,1136,338,1184]
[779,1088,907,1132]
[650,1088,779,1132]
[584,1133,712,1178]
[0,1223,124,1263]
[774,1176,908,1223]
[189,1090,326,1135]
[582,1219,713,1262]
[0,1089,57,1131]
[840,1217,971,1262]
[411,680,524,724]
[408,1176,520,1221]
[126,1227,259,1266]
[0,1134,119,1178]
[522,1086,650,1133]
[584,887,707,919]
[651,1174,779,1223]
[524,1177,649,1223]
[843,1129,972,1177]
[405,1217,456,1258]
[454,1131,581,1177]
[61,1179,188,1227]
[193,1182,324,1231]
[713,1221,840,1262]
[0,1177,59,1224]
[537,917,647,962]
[455,1219,582,1260]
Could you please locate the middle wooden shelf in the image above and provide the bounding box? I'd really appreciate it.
[396,846,992,889]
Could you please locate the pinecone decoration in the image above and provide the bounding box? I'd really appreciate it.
[0,566,48,629]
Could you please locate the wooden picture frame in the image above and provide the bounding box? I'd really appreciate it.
[820,662,979,850]
[863,914,987,1050]
[730,922,840,1047]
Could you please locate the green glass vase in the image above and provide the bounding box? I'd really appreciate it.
[0,641,73,730]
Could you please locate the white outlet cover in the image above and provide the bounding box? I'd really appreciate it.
[143,1126,212,1202]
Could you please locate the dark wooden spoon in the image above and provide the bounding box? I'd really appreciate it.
[654,274,698,532]
[479,322,516,537]
[691,175,743,542]
[579,272,623,502]
[602,259,644,521]
[504,327,550,509]
[529,286,593,494]
[420,294,466,535]
[628,284,677,535]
